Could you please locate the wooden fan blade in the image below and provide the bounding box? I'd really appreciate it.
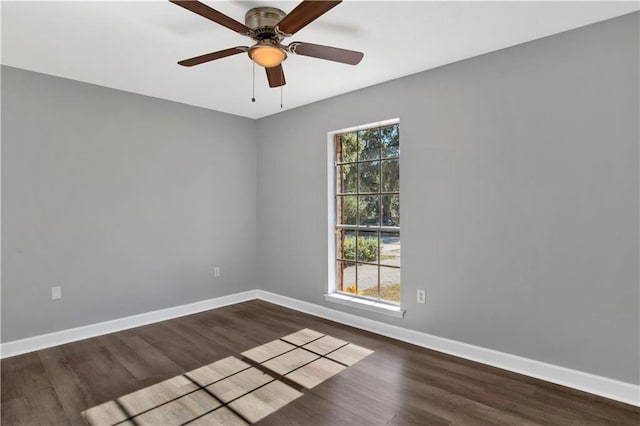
[276,1,341,36]
[178,47,247,67]
[265,64,286,88]
[169,0,252,35]
[288,42,363,65]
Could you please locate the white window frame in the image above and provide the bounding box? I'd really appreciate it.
[326,119,405,318]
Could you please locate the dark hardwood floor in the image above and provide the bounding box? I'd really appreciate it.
[2,300,639,425]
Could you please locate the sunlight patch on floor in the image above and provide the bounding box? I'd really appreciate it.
[82,329,372,425]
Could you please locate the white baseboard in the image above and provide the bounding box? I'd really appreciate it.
[0,290,258,359]
[256,290,640,407]
[1,289,638,407]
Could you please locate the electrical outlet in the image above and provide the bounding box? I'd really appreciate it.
[51,286,62,300]
[214,267,221,277]
[417,289,426,304]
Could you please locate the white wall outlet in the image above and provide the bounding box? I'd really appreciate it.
[214,267,221,277]
[417,289,426,304]
[51,286,62,300]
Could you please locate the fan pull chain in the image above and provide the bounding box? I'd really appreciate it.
[280,68,284,109]
[251,62,256,103]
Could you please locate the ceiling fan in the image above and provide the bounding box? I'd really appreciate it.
[170,0,364,88]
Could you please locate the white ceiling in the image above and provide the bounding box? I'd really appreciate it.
[2,1,638,119]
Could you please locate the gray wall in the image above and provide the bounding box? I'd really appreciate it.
[1,66,258,341]
[256,12,639,384]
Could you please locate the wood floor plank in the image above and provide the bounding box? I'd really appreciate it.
[161,320,226,361]
[57,338,140,405]
[0,353,67,425]
[38,346,97,425]
[96,333,158,383]
[123,326,197,375]
[2,300,639,426]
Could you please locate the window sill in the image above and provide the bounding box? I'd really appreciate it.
[324,293,406,318]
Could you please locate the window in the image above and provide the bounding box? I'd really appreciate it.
[333,121,400,305]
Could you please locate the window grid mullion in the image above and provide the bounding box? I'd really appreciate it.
[377,130,382,301]
[336,258,400,269]
[336,157,399,166]
[337,191,399,197]
[354,130,359,293]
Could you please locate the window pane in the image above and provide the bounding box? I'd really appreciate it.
[381,194,400,226]
[358,160,379,193]
[358,128,380,161]
[337,229,356,261]
[337,261,356,294]
[357,263,378,298]
[334,123,399,305]
[380,232,400,267]
[380,266,401,304]
[338,132,358,163]
[337,195,357,225]
[358,195,379,226]
[356,230,379,263]
[381,159,399,192]
[336,164,357,194]
[381,125,399,158]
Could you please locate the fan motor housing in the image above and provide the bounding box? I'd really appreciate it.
[245,7,287,40]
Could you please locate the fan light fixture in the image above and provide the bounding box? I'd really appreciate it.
[249,41,287,68]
